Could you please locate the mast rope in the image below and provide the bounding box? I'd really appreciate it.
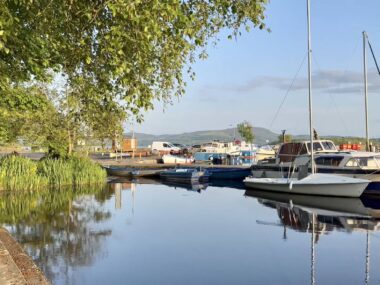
[312,56,350,135]
[367,38,380,77]
[269,52,307,129]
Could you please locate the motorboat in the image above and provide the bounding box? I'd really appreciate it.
[160,168,210,183]
[251,141,380,193]
[207,167,251,180]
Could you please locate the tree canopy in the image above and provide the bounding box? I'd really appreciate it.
[0,0,268,150]
[237,121,254,143]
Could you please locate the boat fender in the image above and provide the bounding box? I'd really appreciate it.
[289,181,293,190]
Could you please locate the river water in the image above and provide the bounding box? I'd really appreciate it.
[2,179,380,285]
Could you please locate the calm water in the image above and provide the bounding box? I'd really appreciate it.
[2,180,380,285]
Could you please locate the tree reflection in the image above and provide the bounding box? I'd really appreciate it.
[0,185,113,283]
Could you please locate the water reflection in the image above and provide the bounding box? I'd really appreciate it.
[0,185,113,283]
[245,190,380,234]
[245,190,380,285]
[2,182,380,284]
[161,181,208,192]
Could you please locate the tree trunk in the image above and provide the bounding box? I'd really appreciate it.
[67,129,73,155]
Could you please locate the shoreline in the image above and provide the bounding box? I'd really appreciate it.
[0,227,50,285]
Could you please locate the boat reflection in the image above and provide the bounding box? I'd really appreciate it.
[245,190,380,234]
[161,180,208,193]
[208,180,246,190]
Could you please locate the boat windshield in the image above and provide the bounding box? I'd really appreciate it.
[345,156,380,168]
[306,142,323,152]
[321,141,337,151]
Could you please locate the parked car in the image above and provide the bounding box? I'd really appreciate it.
[191,144,202,153]
[172,143,190,154]
[151,141,181,154]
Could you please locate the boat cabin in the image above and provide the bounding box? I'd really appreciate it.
[276,140,337,164]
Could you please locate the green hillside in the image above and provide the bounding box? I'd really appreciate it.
[125,127,279,147]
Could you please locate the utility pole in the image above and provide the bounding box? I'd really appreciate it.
[281,130,286,143]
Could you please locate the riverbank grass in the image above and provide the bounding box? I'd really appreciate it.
[0,155,106,191]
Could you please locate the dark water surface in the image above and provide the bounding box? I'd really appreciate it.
[2,180,380,285]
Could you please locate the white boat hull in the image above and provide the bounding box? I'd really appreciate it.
[162,155,194,164]
[244,174,369,197]
[251,169,380,182]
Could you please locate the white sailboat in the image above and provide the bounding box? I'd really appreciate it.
[244,0,370,197]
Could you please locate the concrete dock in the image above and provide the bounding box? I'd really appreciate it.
[0,228,49,285]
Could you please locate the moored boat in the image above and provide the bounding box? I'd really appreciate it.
[162,154,194,164]
[244,0,370,198]
[244,173,370,197]
[160,168,210,183]
[131,168,165,178]
[251,141,380,193]
[207,167,251,180]
[104,166,134,177]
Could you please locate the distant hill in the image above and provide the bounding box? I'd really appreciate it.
[125,127,279,147]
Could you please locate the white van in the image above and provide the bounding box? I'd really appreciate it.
[151,141,181,154]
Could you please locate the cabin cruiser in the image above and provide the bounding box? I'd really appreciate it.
[200,140,241,155]
[251,140,380,192]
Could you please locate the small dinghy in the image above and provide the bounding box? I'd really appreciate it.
[103,166,134,177]
[207,167,251,181]
[160,168,210,183]
[131,168,164,178]
[244,173,370,197]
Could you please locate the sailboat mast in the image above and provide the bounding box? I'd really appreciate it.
[363,31,370,151]
[307,0,315,174]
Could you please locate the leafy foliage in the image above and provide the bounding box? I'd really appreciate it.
[278,134,293,143]
[1,0,268,113]
[0,0,268,150]
[237,121,254,143]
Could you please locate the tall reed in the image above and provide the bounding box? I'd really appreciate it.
[0,155,106,191]
[0,155,47,191]
[38,156,107,187]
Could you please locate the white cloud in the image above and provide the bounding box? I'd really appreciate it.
[200,68,380,95]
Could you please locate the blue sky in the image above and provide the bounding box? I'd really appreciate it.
[134,0,380,138]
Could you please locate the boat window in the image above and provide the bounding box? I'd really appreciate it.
[315,156,343,166]
[351,157,380,168]
[300,144,308,155]
[307,142,323,152]
[345,158,359,167]
[321,141,337,151]
[163,143,169,148]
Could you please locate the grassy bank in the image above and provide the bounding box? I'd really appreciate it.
[0,155,106,191]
